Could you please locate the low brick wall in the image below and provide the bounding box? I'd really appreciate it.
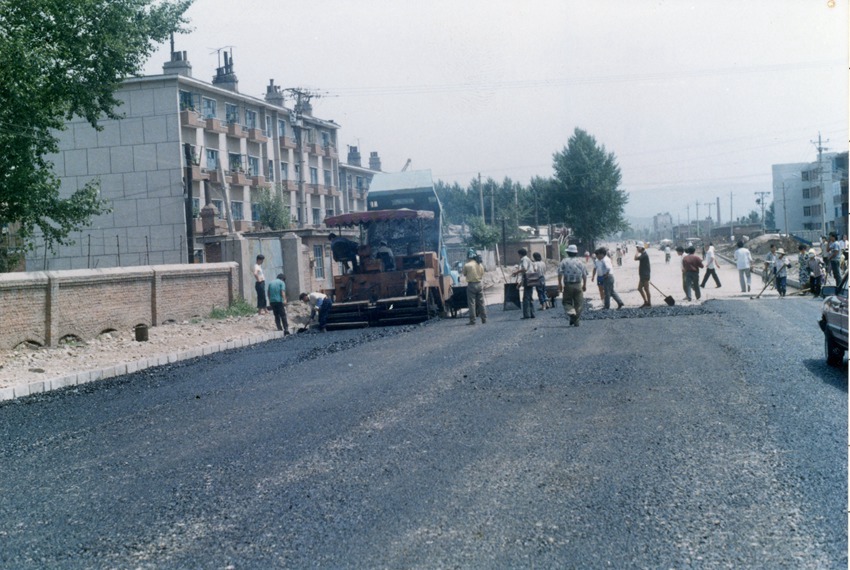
[0,263,239,349]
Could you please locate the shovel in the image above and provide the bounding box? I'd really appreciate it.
[649,282,675,306]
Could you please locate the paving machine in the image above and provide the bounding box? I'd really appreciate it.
[322,171,453,330]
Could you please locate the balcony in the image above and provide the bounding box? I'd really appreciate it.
[208,169,224,184]
[248,128,268,143]
[180,109,205,129]
[280,136,297,150]
[227,122,248,138]
[326,185,340,197]
[204,117,227,134]
[306,183,323,195]
[251,175,271,188]
[282,180,298,191]
[324,145,339,159]
[229,170,250,186]
[308,143,324,156]
[190,165,209,180]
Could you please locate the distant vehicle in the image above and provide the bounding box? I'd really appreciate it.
[819,272,848,366]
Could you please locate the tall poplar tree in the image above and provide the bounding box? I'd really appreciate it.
[0,0,192,271]
[548,128,629,249]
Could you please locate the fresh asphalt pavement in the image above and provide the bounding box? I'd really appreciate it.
[0,288,846,567]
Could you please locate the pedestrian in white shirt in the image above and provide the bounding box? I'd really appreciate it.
[733,241,753,292]
[700,243,722,288]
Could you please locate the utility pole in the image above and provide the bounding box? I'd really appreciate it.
[811,132,829,233]
[285,88,322,228]
[478,172,484,223]
[686,204,690,238]
[781,182,789,235]
[729,192,734,240]
[701,202,714,239]
[754,191,770,233]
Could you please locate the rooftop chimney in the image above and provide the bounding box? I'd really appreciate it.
[347,146,362,167]
[212,50,238,92]
[369,151,382,172]
[265,79,285,107]
[163,50,192,77]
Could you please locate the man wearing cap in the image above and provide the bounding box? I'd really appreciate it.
[634,243,651,307]
[682,246,704,301]
[462,248,486,325]
[558,244,587,326]
[773,248,792,297]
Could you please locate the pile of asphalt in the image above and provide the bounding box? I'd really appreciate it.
[576,302,718,321]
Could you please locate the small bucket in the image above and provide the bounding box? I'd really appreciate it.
[134,324,149,342]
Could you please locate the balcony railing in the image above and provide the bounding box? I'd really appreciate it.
[229,171,250,185]
[227,122,248,138]
[180,109,205,129]
[204,117,227,134]
[280,136,297,150]
[248,128,268,143]
[251,175,271,188]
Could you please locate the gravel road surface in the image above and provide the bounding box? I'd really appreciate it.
[0,290,845,568]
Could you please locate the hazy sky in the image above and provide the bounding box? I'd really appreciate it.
[144,1,848,223]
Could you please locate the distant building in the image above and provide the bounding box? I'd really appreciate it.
[772,151,848,237]
[652,212,673,240]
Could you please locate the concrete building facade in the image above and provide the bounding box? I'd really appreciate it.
[772,151,848,237]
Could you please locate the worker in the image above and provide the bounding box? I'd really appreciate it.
[374,240,396,271]
[300,291,333,332]
[462,248,486,325]
[328,232,359,274]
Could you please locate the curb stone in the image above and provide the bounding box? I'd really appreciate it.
[0,331,286,403]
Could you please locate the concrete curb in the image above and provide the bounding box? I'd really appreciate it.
[0,331,286,404]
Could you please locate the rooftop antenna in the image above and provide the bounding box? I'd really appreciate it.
[209,46,235,68]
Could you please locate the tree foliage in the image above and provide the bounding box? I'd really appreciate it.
[548,128,629,248]
[0,0,192,270]
[465,217,500,250]
[256,187,291,231]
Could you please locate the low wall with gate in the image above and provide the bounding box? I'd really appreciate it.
[0,263,239,349]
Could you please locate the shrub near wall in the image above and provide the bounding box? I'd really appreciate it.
[0,263,238,349]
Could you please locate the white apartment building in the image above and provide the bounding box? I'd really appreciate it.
[772,151,848,237]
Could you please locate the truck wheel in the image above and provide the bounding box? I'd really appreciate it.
[825,334,846,367]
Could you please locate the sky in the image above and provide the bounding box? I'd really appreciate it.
[143,0,848,225]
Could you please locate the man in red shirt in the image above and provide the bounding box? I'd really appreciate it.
[682,246,704,301]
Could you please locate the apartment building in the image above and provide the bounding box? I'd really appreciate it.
[772,151,848,237]
[26,50,391,271]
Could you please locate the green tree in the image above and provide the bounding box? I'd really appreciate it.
[548,128,629,249]
[255,187,291,231]
[465,217,500,250]
[0,0,192,270]
[765,201,776,229]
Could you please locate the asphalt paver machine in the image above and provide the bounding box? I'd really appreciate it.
[322,171,453,330]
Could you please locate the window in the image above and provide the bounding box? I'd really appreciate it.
[310,167,318,185]
[802,171,810,181]
[192,197,200,217]
[206,149,219,170]
[265,116,272,136]
[230,201,244,221]
[812,204,822,216]
[245,110,257,129]
[267,160,275,181]
[201,97,216,119]
[229,153,242,172]
[280,162,289,180]
[313,245,325,279]
[356,176,364,190]
[225,103,239,124]
[803,188,810,199]
[326,209,334,219]
[324,169,332,187]
[278,119,286,138]
[247,156,260,177]
[346,174,353,189]
[321,131,331,147]
[306,128,315,143]
[312,208,321,225]
[179,90,197,111]
[252,202,262,222]
[804,206,812,217]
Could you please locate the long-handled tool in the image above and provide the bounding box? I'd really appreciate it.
[649,282,675,306]
[751,271,777,300]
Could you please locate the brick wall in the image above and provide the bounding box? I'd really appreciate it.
[0,263,238,349]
